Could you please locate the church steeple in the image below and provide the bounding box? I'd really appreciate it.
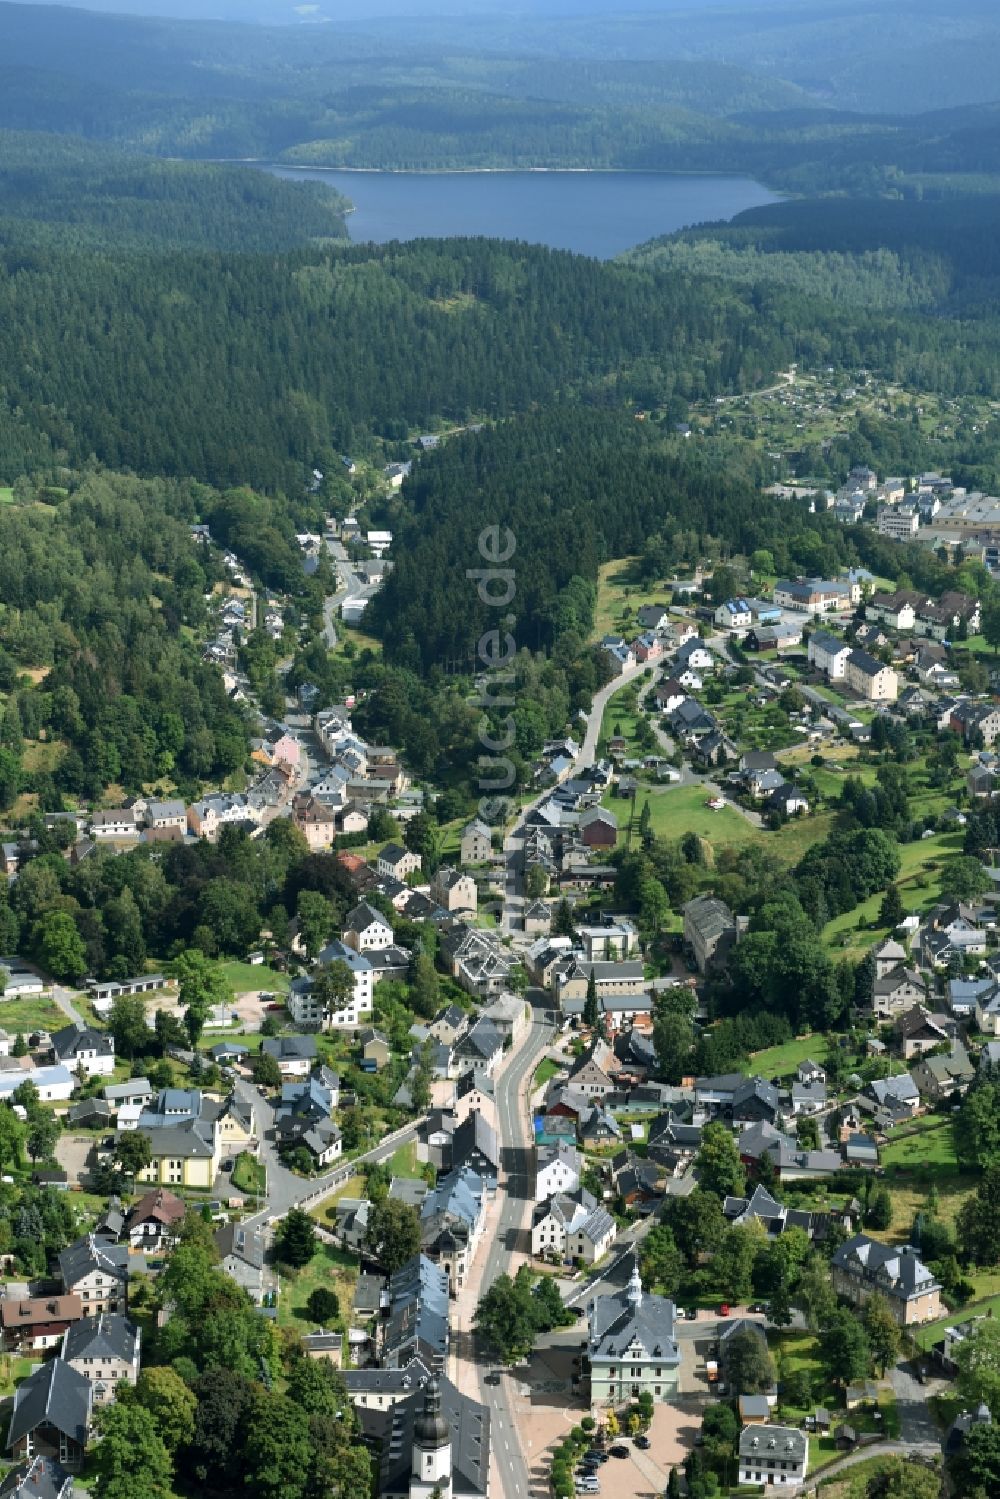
[411,1378,453,1499]
[627,1255,643,1309]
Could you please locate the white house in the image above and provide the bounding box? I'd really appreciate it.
[738,1426,808,1489]
[807,630,851,681]
[535,1143,582,1201]
[714,599,753,632]
[0,1065,74,1102]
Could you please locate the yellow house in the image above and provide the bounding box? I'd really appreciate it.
[214,1092,256,1150]
[131,1089,221,1189]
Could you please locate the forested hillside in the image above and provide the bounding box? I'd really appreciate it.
[3,2,1000,188]
[5,205,1000,492]
[0,132,352,251]
[369,412,845,673]
[0,131,349,252]
[0,474,253,810]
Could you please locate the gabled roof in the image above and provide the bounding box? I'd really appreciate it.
[61,1313,139,1367]
[58,1235,129,1290]
[7,1358,91,1451]
[51,1022,113,1060]
[127,1189,186,1230]
[0,1457,75,1499]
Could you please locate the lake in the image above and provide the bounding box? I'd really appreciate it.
[262,166,780,259]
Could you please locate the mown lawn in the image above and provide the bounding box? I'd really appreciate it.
[219,961,290,994]
[534,1058,561,1088]
[606,782,760,849]
[742,1033,831,1081]
[232,1152,266,1196]
[823,828,965,959]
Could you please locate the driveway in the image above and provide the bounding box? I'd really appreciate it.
[888,1360,943,1445]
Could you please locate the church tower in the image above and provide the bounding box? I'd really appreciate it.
[626,1254,643,1310]
[410,1377,453,1499]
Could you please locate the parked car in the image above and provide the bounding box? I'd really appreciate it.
[683,1307,697,1321]
[719,1303,731,1317]
[609,1446,629,1459]
[634,1436,651,1450]
[749,1302,767,1314]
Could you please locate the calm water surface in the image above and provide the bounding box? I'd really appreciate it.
[263,166,781,259]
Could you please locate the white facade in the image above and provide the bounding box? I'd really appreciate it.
[878,506,920,540]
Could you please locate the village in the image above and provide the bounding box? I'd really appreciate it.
[3,458,1000,1499]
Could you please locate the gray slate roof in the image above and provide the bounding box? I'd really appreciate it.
[7,1358,91,1451]
[61,1313,139,1367]
[588,1264,679,1367]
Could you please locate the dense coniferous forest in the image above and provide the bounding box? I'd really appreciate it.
[0,474,256,809]
[0,132,349,252]
[369,411,853,673]
[4,198,1000,490]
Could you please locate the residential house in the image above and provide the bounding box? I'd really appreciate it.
[479,993,526,1043]
[588,1260,680,1402]
[872,964,926,1020]
[377,845,422,881]
[125,1189,186,1252]
[58,1237,130,1315]
[50,1024,114,1079]
[807,630,851,681]
[683,894,737,975]
[675,639,714,673]
[291,793,338,851]
[911,1045,975,1102]
[895,1005,953,1060]
[637,605,670,632]
[975,977,1000,1035]
[774,580,843,615]
[715,599,753,632]
[360,1027,391,1071]
[431,869,478,913]
[872,937,908,980]
[260,1035,318,1079]
[215,1223,265,1303]
[0,1457,76,1499]
[737,1426,808,1490]
[459,819,492,866]
[145,799,186,833]
[531,1188,616,1264]
[1,1296,83,1354]
[343,902,394,953]
[859,1073,921,1127]
[6,1359,91,1472]
[576,920,637,961]
[89,809,138,842]
[831,1234,941,1325]
[294,943,374,1028]
[420,1168,487,1292]
[566,1042,616,1099]
[60,1315,139,1406]
[845,649,897,702]
[448,1111,499,1192]
[535,1143,582,1201]
[452,1019,504,1077]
